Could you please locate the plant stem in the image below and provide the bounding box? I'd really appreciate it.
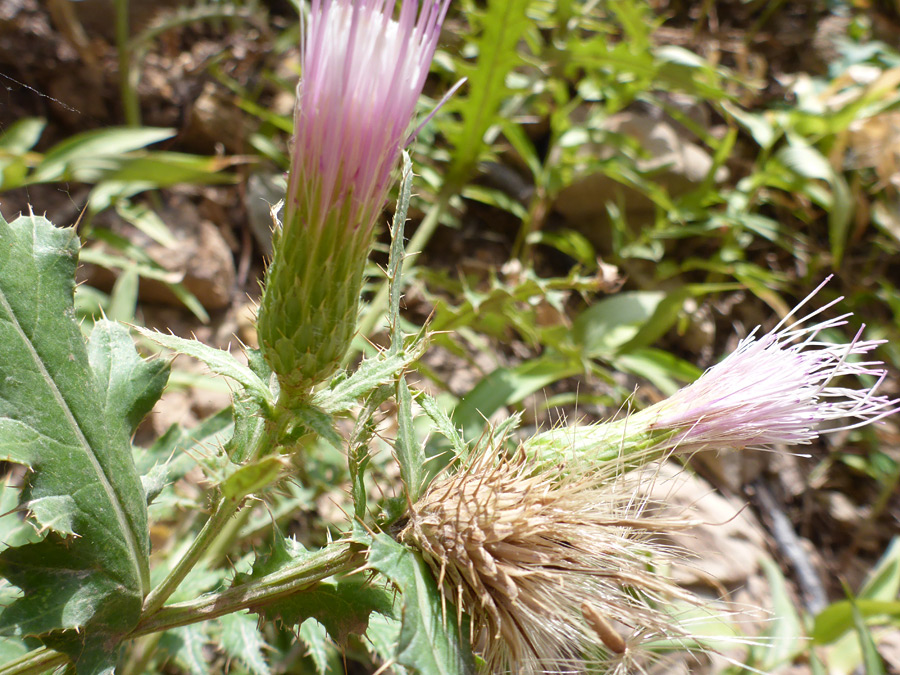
[0,648,65,675]
[202,503,253,565]
[0,539,366,675]
[134,539,364,635]
[351,188,452,357]
[114,0,140,126]
[141,495,243,616]
[142,413,278,616]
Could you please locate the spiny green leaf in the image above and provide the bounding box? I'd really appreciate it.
[388,152,414,349]
[220,612,271,675]
[226,389,266,464]
[140,463,169,506]
[365,612,409,675]
[290,403,343,450]
[368,534,474,675]
[158,624,210,675]
[135,327,272,405]
[396,377,426,503]
[245,531,392,645]
[417,391,468,460]
[0,212,150,674]
[259,576,393,646]
[88,320,170,434]
[349,385,394,520]
[299,618,341,675]
[136,406,234,484]
[314,341,426,415]
[0,478,42,553]
[221,456,287,501]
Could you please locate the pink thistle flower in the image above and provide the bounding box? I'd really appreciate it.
[647,277,897,452]
[411,282,899,672]
[527,278,898,465]
[290,0,449,242]
[258,0,449,396]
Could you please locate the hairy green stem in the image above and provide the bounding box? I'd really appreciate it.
[0,648,66,675]
[134,539,364,635]
[0,540,366,675]
[141,495,244,616]
[202,504,253,565]
[352,188,452,356]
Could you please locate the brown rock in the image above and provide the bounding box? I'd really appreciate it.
[651,462,767,587]
[80,198,236,312]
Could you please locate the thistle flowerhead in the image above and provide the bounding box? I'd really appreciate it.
[401,446,704,674]
[527,279,898,466]
[258,0,449,399]
[644,284,896,451]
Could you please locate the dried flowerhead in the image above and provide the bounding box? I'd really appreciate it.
[401,445,704,674]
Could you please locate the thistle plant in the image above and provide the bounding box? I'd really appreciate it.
[2,3,899,675]
[400,281,899,673]
[257,0,449,401]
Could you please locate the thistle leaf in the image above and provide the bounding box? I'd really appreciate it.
[299,618,341,675]
[220,612,271,675]
[365,612,410,675]
[134,327,273,405]
[225,389,266,463]
[241,531,391,645]
[368,534,474,675]
[158,624,211,675]
[314,341,426,415]
[0,478,42,551]
[221,456,287,501]
[263,576,392,646]
[396,377,426,503]
[0,212,151,674]
[88,319,170,434]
